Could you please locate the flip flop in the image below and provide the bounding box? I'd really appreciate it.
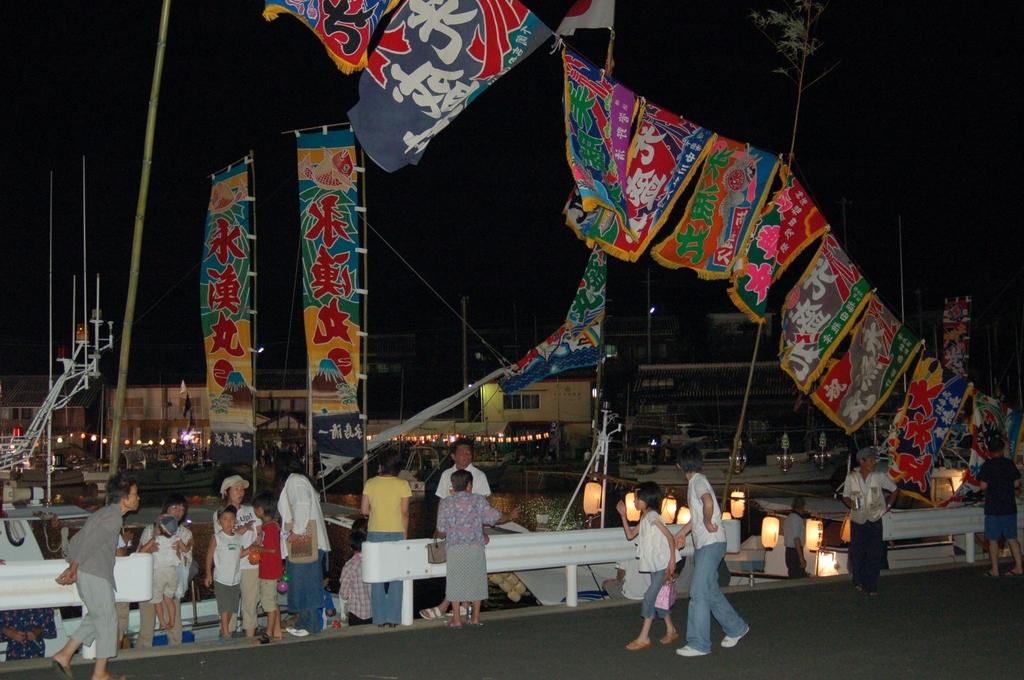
[983,571,1000,578]
[1006,571,1024,577]
[255,634,271,645]
[625,639,652,651]
[659,632,680,645]
[419,606,443,620]
[444,621,463,629]
[467,621,484,627]
[50,659,73,679]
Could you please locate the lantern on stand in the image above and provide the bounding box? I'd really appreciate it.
[813,431,829,470]
[583,480,603,516]
[805,518,824,552]
[777,433,793,472]
[761,516,780,549]
[729,490,746,519]
[815,549,839,576]
[676,505,691,525]
[660,493,678,523]
[623,492,641,522]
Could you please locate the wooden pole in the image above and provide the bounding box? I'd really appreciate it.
[249,151,258,494]
[109,0,172,477]
[721,323,762,508]
[360,150,369,487]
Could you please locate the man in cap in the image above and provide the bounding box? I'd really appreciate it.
[842,447,898,594]
[214,474,261,637]
[977,430,1022,576]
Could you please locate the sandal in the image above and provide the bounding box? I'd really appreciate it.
[625,639,652,651]
[419,606,443,620]
[659,632,680,645]
[444,620,463,629]
[50,659,73,679]
[467,621,484,627]
[256,634,271,645]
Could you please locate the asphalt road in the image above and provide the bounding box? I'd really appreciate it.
[7,564,1022,680]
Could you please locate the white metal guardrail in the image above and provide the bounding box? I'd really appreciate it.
[883,502,1024,562]
[362,520,741,626]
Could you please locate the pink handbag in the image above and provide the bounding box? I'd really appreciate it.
[655,582,677,610]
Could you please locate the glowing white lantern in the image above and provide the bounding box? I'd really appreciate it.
[676,506,691,525]
[661,495,678,523]
[729,490,746,519]
[624,492,641,522]
[815,549,839,576]
[761,516,780,550]
[805,518,824,552]
[583,481,603,515]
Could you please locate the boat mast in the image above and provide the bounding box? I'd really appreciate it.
[109,0,173,477]
[47,172,53,504]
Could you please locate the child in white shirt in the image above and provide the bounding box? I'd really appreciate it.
[152,514,181,631]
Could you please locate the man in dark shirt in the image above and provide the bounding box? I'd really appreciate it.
[977,431,1022,577]
[50,476,139,680]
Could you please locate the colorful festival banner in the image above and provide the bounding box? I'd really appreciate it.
[348,0,552,172]
[811,297,921,434]
[941,296,971,378]
[885,356,971,499]
[779,234,874,391]
[263,0,401,74]
[562,47,637,234]
[200,163,255,464]
[557,0,615,35]
[564,101,713,262]
[297,129,364,460]
[960,392,1021,492]
[652,136,779,279]
[499,247,606,394]
[728,170,829,322]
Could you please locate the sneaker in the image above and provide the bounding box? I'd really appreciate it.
[285,627,309,638]
[721,627,749,648]
[676,645,710,657]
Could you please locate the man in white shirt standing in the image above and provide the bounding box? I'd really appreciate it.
[419,439,491,620]
[842,447,898,595]
[782,497,807,578]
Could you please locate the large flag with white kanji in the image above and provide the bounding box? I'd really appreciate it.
[885,356,971,500]
[565,100,713,262]
[959,392,1022,492]
[499,247,606,394]
[200,162,255,464]
[811,297,921,434]
[263,0,401,74]
[779,234,873,392]
[728,170,828,322]
[349,0,552,172]
[652,136,779,279]
[562,47,637,236]
[297,129,364,460]
[941,296,971,378]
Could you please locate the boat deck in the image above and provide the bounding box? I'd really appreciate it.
[6,563,1022,679]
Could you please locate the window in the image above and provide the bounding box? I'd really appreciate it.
[503,394,540,410]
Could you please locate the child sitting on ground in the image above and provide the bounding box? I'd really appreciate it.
[250,492,283,643]
[339,530,372,626]
[205,505,248,642]
[152,514,181,632]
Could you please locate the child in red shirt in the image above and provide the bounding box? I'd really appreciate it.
[252,492,284,642]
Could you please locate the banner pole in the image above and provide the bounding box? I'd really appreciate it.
[109,0,172,477]
[360,149,369,487]
[250,150,258,494]
[721,323,762,509]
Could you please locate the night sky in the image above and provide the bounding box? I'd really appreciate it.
[1,1,1021,385]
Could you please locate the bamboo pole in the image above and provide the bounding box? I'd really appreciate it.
[249,151,258,494]
[360,149,369,487]
[109,0,172,477]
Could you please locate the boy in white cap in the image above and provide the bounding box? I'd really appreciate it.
[214,475,261,637]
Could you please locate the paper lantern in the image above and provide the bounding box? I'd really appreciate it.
[661,495,678,523]
[676,506,691,525]
[761,516,780,550]
[722,512,733,520]
[583,481,603,515]
[729,490,746,519]
[805,518,824,552]
[840,515,851,544]
[624,492,641,522]
[815,550,839,577]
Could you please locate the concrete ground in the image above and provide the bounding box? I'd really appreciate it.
[6,563,1023,680]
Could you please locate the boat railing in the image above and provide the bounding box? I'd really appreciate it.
[361,519,742,626]
[882,501,1024,563]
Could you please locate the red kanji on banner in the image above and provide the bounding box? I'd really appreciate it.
[306,195,354,248]
[209,312,245,357]
[312,298,354,345]
[207,263,242,314]
[208,217,246,265]
[468,0,529,80]
[310,246,353,299]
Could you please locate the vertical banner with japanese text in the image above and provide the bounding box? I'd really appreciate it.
[201,164,255,464]
[941,296,971,378]
[349,0,552,172]
[297,129,363,460]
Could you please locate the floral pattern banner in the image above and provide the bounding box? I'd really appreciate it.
[959,392,1022,493]
[941,296,971,379]
[562,47,636,236]
[652,136,779,279]
[811,297,921,434]
[779,234,873,392]
[348,0,551,172]
[728,170,828,322]
[885,356,971,499]
[200,164,254,464]
[297,129,364,459]
[564,100,712,262]
[499,247,606,394]
[263,0,401,74]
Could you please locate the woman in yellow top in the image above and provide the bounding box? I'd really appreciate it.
[360,451,411,627]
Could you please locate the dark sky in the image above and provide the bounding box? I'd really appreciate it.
[1,1,1021,382]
